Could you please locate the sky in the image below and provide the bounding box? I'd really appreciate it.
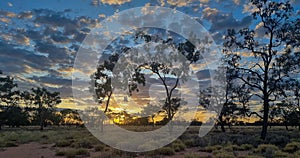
[0,0,299,119]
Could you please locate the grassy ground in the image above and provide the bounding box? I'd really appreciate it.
[0,126,300,158]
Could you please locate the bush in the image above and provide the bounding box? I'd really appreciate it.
[155,147,175,155]
[184,153,204,158]
[201,145,223,152]
[55,148,90,158]
[71,140,93,149]
[294,150,300,156]
[283,142,300,153]
[55,151,65,156]
[213,150,235,158]
[75,148,90,156]
[55,140,72,147]
[265,135,289,147]
[254,144,280,158]
[254,144,279,153]
[224,144,243,151]
[94,144,105,151]
[5,141,18,147]
[240,144,254,151]
[171,139,186,152]
[274,151,292,158]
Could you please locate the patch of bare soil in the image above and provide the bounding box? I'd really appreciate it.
[0,142,59,158]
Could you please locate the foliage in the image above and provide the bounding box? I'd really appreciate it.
[223,0,300,139]
[27,87,61,130]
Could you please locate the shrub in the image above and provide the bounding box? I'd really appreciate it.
[184,153,201,158]
[55,151,65,156]
[224,144,243,151]
[294,150,300,156]
[5,141,18,147]
[254,144,279,153]
[213,150,235,158]
[283,142,300,153]
[274,151,292,158]
[254,144,279,158]
[171,139,186,152]
[94,144,105,151]
[75,148,90,156]
[201,145,223,152]
[265,135,289,147]
[71,140,93,149]
[55,140,72,147]
[55,148,90,158]
[240,144,254,151]
[155,147,175,155]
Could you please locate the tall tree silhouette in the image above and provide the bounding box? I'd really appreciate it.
[131,33,200,131]
[29,87,61,130]
[223,0,300,139]
[91,49,145,131]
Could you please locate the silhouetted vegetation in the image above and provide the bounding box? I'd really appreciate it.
[223,0,300,139]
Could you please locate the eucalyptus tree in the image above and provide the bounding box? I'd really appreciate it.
[223,0,300,139]
[29,87,61,130]
[0,70,21,129]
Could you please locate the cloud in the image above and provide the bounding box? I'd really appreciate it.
[100,0,131,5]
[202,7,219,19]
[254,22,268,38]
[232,0,240,5]
[0,10,16,18]
[14,34,30,45]
[18,11,33,19]
[166,0,194,7]
[202,7,252,33]
[243,3,259,14]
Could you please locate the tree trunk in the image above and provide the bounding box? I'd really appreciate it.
[40,110,44,131]
[152,116,155,127]
[218,114,225,132]
[261,100,269,140]
[285,123,289,131]
[40,121,44,130]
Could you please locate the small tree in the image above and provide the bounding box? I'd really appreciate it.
[0,70,19,129]
[29,87,61,130]
[199,66,239,132]
[223,0,300,139]
[91,50,145,131]
[130,33,200,132]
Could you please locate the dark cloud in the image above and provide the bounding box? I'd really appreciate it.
[210,14,252,32]
[18,11,33,19]
[0,42,51,72]
[202,7,252,43]
[51,34,71,43]
[30,75,71,86]
[35,42,72,63]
